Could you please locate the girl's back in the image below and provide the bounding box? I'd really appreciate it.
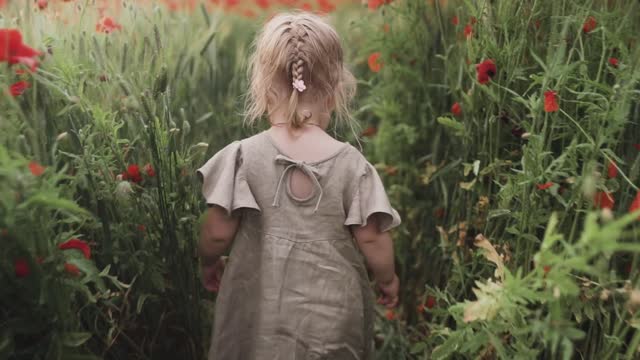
[196,12,401,360]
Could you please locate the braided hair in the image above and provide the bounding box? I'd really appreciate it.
[286,22,311,128]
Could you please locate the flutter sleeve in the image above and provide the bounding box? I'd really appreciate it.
[344,160,401,233]
[196,141,260,215]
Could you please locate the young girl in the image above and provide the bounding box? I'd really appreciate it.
[196,11,401,359]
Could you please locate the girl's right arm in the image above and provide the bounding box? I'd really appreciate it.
[351,214,399,308]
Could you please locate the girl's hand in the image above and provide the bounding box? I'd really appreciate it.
[202,257,226,292]
[376,274,399,308]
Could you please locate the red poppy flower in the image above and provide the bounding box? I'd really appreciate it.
[9,81,29,97]
[607,161,618,179]
[123,164,143,183]
[416,303,425,313]
[317,0,335,13]
[64,263,81,276]
[361,126,378,137]
[0,29,42,71]
[385,309,395,320]
[137,224,146,232]
[368,0,390,10]
[630,192,640,220]
[544,90,559,113]
[537,182,554,190]
[425,295,436,309]
[451,16,459,26]
[451,102,462,117]
[300,2,312,10]
[14,258,30,278]
[463,24,473,38]
[254,0,270,9]
[543,265,551,274]
[594,191,615,210]
[165,0,179,11]
[144,163,156,177]
[29,161,45,176]
[368,52,382,73]
[582,16,597,34]
[635,144,640,151]
[58,238,91,259]
[384,166,398,176]
[96,17,122,33]
[608,57,619,68]
[37,0,48,10]
[475,59,496,85]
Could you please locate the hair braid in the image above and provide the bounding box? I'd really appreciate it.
[291,26,306,85]
[286,22,310,128]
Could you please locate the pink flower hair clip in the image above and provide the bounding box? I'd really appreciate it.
[292,79,306,92]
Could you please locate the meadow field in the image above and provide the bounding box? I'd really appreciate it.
[1,0,640,359]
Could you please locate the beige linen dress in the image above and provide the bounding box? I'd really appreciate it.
[196,130,401,360]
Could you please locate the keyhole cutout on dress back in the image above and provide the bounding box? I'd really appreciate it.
[287,167,315,201]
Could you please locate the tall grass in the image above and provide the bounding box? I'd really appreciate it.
[359,0,640,358]
[2,2,256,358]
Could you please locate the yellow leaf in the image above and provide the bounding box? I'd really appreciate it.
[421,161,439,185]
[474,234,505,281]
[463,279,503,323]
[459,178,476,190]
[436,226,449,244]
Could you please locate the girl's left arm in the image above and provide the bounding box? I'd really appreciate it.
[198,206,240,265]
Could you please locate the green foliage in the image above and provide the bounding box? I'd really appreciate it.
[355,0,640,358]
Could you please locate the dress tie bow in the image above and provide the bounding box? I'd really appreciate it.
[272,154,324,213]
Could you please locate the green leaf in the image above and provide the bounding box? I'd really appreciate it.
[18,193,92,218]
[0,332,14,358]
[530,49,549,73]
[410,341,427,354]
[584,303,595,321]
[64,354,102,360]
[137,294,152,314]
[431,331,463,360]
[437,117,466,137]
[60,332,92,347]
[488,209,511,220]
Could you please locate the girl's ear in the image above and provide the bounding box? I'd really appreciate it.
[325,95,336,111]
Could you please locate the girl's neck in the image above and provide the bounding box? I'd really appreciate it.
[268,99,331,131]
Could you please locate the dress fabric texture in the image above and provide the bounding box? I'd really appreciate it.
[196,131,401,360]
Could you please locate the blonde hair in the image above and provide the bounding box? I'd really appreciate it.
[244,11,356,128]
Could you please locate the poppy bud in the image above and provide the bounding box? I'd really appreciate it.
[385,309,395,320]
[115,181,134,199]
[56,132,69,142]
[14,258,30,278]
[193,142,209,151]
